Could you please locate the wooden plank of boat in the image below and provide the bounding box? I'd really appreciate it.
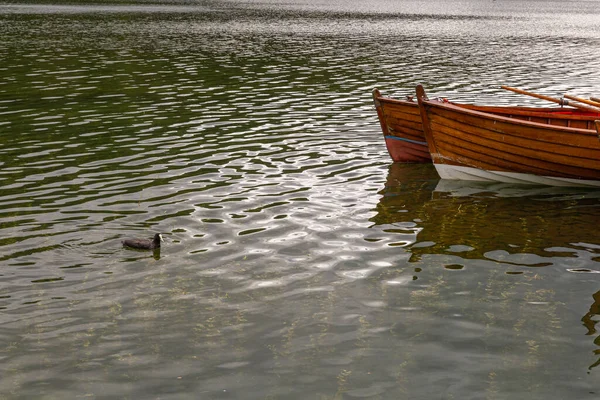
[416,85,600,187]
[373,88,600,163]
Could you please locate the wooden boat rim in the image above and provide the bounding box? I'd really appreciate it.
[420,98,595,134]
[375,92,599,120]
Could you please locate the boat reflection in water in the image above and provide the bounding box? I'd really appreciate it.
[374,162,600,262]
[373,163,600,370]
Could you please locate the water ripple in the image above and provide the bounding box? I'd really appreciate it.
[1,2,600,399]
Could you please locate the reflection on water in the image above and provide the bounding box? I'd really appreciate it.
[379,164,600,375]
[377,164,600,264]
[1,1,600,398]
[583,291,600,370]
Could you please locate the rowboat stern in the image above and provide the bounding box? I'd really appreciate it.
[373,88,431,163]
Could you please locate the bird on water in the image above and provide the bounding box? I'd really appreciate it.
[122,233,164,250]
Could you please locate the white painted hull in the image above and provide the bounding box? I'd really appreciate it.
[435,164,600,187]
[433,179,594,198]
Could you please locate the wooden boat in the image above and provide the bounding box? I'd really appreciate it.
[373,88,600,163]
[415,85,600,187]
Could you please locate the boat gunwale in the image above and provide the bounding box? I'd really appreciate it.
[420,98,597,135]
[376,93,600,121]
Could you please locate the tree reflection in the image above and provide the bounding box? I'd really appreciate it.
[582,291,600,370]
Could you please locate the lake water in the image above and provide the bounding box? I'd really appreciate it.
[1,1,600,398]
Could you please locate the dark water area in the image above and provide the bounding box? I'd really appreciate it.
[1,1,600,398]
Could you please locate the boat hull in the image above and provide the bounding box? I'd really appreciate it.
[435,164,600,187]
[373,90,429,162]
[416,85,600,187]
[383,136,430,163]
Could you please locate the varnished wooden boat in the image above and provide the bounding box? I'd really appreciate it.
[373,88,600,163]
[415,85,600,187]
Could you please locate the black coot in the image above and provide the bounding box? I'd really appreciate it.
[122,233,163,250]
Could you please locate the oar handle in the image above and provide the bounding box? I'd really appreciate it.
[501,85,600,113]
[591,97,600,103]
[500,85,566,105]
[564,94,600,108]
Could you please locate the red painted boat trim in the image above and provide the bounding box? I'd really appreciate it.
[384,137,431,163]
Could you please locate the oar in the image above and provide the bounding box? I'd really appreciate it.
[501,85,600,113]
[564,94,600,108]
[591,97,600,103]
